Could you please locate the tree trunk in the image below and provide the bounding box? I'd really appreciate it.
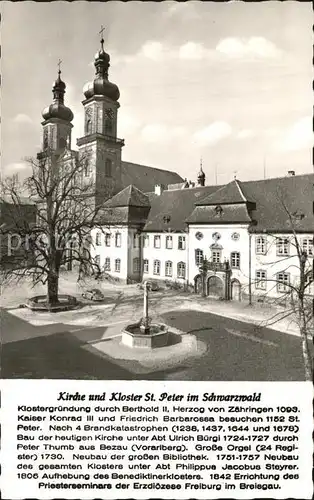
[299,307,313,381]
[47,271,59,305]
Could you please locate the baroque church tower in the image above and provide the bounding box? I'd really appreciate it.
[39,65,74,156]
[77,33,124,207]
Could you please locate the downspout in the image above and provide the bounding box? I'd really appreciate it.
[249,232,252,305]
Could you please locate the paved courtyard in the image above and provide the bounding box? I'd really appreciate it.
[1,274,309,381]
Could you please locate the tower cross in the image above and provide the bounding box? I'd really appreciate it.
[57,59,62,75]
[99,25,105,41]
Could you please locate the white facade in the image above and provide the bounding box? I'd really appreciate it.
[142,232,188,284]
[91,223,313,301]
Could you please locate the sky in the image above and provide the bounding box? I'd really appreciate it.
[1,1,313,185]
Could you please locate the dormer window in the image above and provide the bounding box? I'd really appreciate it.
[163,215,171,224]
[214,205,223,216]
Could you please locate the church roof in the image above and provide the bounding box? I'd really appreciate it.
[196,179,255,206]
[104,184,150,208]
[121,161,183,193]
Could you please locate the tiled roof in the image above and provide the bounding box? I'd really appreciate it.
[186,204,252,224]
[104,185,150,208]
[121,161,183,193]
[143,185,221,232]
[143,173,314,233]
[196,179,255,205]
[243,173,314,232]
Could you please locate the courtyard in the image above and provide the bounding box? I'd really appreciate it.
[1,273,309,381]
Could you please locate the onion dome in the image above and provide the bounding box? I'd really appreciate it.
[197,160,206,186]
[83,37,120,101]
[42,68,74,122]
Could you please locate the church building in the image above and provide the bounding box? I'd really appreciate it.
[38,36,314,303]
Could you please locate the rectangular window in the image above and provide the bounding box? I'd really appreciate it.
[95,232,101,246]
[177,262,186,279]
[178,235,186,250]
[212,250,221,263]
[277,272,290,292]
[165,261,173,277]
[276,237,290,256]
[133,257,140,273]
[255,270,267,290]
[302,238,313,257]
[143,259,149,273]
[166,236,173,249]
[195,249,203,266]
[153,260,160,275]
[154,235,161,248]
[95,255,100,266]
[143,235,149,248]
[115,258,121,273]
[231,251,240,269]
[104,257,110,271]
[115,232,121,248]
[105,233,111,247]
[255,236,266,254]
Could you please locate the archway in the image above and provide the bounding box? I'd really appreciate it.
[207,275,224,298]
[231,279,241,301]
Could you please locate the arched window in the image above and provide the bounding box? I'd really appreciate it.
[105,159,112,178]
[86,119,92,135]
[177,262,186,279]
[165,261,172,277]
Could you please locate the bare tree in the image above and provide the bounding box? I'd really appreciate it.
[250,194,313,381]
[1,149,111,305]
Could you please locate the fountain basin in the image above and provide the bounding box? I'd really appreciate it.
[121,322,169,349]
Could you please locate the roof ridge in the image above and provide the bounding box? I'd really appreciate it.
[234,179,247,202]
[121,160,183,178]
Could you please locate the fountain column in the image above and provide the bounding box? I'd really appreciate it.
[140,280,150,334]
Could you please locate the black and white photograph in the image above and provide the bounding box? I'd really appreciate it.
[1,0,313,383]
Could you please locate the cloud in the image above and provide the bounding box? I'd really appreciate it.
[279,116,313,152]
[12,114,33,125]
[193,121,232,146]
[216,37,281,59]
[140,41,164,61]
[179,42,208,61]
[237,129,255,139]
[140,123,185,143]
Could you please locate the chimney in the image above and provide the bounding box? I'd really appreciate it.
[288,170,295,177]
[154,184,164,196]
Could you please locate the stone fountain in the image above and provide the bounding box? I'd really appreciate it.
[121,281,169,349]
